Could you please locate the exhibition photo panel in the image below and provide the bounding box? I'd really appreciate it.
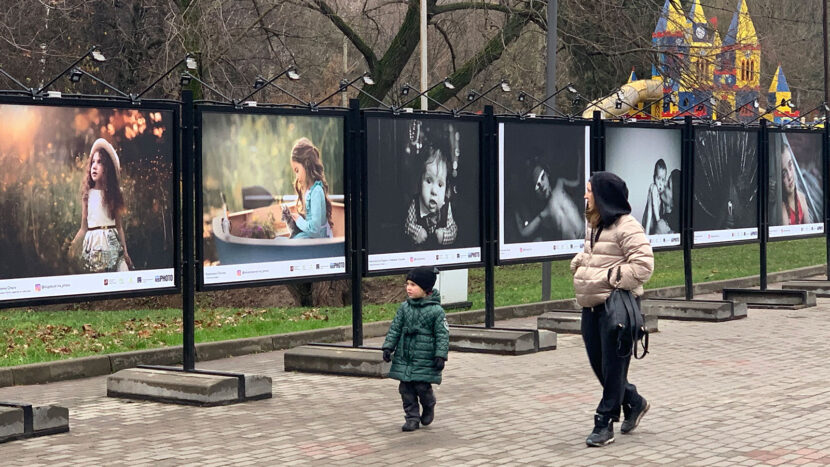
[200,110,347,285]
[0,101,177,303]
[498,121,589,261]
[365,116,481,272]
[768,131,824,239]
[604,126,682,249]
[693,128,759,245]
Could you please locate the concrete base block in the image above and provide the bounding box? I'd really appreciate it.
[723,288,816,309]
[537,330,558,351]
[0,407,23,440]
[782,280,830,297]
[284,346,389,378]
[538,310,659,334]
[642,299,747,321]
[107,368,272,406]
[31,406,69,434]
[449,328,538,355]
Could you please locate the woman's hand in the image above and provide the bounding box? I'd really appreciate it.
[123,251,134,270]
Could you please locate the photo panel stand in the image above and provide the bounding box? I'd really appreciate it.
[721,120,817,309]
[447,106,557,356]
[107,90,273,406]
[641,117,749,321]
[283,99,394,377]
[781,120,830,296]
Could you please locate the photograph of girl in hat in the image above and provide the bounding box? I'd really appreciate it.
[71,138,133,272]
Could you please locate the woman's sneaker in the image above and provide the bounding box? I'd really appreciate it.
[585,414,615,447]
[620,398,650,434]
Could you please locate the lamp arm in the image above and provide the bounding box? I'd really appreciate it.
[36,46,98,95]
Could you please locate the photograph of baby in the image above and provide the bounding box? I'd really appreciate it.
[365,117,480,270]
[0,102,176,300]
[499,121,588,260]
[200,112,346,284]
[768,132,824,238]
[693,129,759,244]
[605,127,682,247]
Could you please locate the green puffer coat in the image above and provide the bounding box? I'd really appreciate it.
[382,290,450,384]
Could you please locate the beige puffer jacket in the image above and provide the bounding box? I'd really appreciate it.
[570,214,654,307]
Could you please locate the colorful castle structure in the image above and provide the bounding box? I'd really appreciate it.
[590,0,800,124]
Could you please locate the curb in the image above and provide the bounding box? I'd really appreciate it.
[2,264,825,388]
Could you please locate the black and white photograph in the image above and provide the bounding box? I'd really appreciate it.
[605,126,682,248]
[365,117,481,271]
[768,132,824,238]
[693,129,759,245]
[499,121,589,261]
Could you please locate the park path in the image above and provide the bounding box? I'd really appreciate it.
[2,287,830,466]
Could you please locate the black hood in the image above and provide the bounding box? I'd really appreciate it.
[589,171,631,227]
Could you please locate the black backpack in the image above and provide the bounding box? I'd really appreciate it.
[605,288,649,359]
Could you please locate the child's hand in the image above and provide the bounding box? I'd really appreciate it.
[435,228,445,243]
[382,349,392,362]
[433,356,445,370]
[413,226,427,244]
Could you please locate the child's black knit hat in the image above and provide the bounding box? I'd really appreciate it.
[406,266,438,293]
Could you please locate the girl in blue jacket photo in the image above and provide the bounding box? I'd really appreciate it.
[382,266,450,432]
[281,137,334,238]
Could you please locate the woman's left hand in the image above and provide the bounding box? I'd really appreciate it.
[124,252,134,270]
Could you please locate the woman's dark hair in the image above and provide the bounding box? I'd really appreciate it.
[81,148,125,220]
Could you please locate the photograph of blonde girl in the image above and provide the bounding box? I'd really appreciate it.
[0,103,175,286]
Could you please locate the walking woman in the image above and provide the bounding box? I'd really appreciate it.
[570,172,654,447]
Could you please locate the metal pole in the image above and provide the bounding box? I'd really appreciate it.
[342,37,349,107]
[349,98,364,346]
[824,0,830,279]
[420,0,428,110]
[541,0,558,301]
[683,116,695,300]
[181,90,196,371]
[758,119,768,290]
[484,105,496,328]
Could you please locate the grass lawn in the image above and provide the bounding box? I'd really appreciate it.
[0,237,825,367]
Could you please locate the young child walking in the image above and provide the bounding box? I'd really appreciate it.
[72,138,133,272]
[281,137,334,239]
[382,266,450,432]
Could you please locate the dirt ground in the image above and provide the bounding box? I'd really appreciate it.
[28,275,408,311]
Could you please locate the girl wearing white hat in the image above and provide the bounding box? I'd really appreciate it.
[72,138,133,272]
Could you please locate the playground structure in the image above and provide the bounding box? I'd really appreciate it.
[585,0,802,125]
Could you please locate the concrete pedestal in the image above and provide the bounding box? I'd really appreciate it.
[449,327,556,355]
[284,345,389,378]
[107,368,272,406]
[0,403,69,444]
[722,288,816,309]
[782,280,830,297]
[642,298,747,321]
[537,310,658,334]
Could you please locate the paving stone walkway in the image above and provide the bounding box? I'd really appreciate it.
[2,288,830,465]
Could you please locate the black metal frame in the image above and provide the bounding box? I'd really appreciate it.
[493,113,595,265]
[193,103,352,291]
[360,109,487,276]
[765,126,827,243]
[0,94,182,310]
[600,118,686,252]
[688,122,763,250]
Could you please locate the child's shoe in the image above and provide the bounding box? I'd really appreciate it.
[402,419,420,432]
[420,403,435,426]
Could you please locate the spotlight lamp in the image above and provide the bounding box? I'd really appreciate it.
[236,65,305,105]
[314,72,390,109]
[69,68,83,83]
[454,79,514,114]
[517,92,527,103]
[36,45,107,96]
[394,78,457,112]
[179,72,192,87]
[500,80,511,92]
[135,53,200,100]
[467,91,477,102]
